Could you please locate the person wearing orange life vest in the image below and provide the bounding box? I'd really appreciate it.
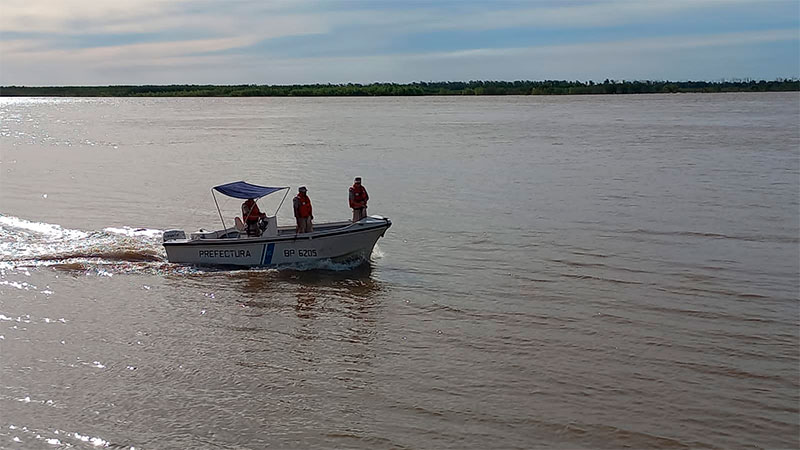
[349,176,369,222]
[293,186,313,233]
[242,198,266,236]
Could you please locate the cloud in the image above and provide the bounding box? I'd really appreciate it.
[0,0,797,84]
[426,0,767,31]
[2,28,797,85]
[0,0,330,41]
[0,1,332,75]
[157,28,799,84]
[424,28,799,60]
[1,29,260,86]
[251,27,797,84]
[0,0,185,33]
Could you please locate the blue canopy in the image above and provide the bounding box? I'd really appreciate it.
[213,181,288,199]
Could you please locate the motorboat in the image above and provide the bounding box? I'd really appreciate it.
[162,181,391,267]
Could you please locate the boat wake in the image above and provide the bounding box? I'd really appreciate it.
[277,258,370,272]
[0,214,166,273]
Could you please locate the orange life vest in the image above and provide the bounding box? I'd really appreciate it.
[295,193,312,218]
[242,200,261,222]
[349,184,368,209]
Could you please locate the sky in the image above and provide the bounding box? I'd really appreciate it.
[0,0,798,86]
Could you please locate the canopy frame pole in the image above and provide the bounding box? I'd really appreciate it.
[212,189,227,231]
[274,188,290,216]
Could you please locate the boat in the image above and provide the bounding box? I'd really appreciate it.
[162,181,391,267]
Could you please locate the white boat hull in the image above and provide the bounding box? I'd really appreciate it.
[163,216,391,267]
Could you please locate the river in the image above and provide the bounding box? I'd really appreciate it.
[0,93,798,449]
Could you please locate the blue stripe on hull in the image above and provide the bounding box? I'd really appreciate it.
[263,243,275,265]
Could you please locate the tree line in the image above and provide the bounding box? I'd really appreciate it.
[1,79,797,97]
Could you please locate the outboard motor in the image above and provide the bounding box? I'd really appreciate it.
[258,217,269,234]
[260,216,279,237]
[163,229,186,242]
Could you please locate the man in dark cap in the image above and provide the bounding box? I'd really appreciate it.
[293,186,313,233]
[349,177,369,222]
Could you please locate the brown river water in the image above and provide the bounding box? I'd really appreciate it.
[0,93,798,449]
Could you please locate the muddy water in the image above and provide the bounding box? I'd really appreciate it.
[0,93,798,449]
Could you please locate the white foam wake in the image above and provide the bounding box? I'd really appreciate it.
[0,214,165,265]
[0,214,88,240]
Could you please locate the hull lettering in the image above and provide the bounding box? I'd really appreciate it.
[198,249,252,258]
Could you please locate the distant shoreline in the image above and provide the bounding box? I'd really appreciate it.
[1,80,797,97]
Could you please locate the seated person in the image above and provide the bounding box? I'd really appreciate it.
[242,198,266,236]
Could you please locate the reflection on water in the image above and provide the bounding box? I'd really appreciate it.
[214,263,383,300]
[295,288,316,319]
[160,262,386,345]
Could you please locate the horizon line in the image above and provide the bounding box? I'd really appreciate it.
[3,77,799,89]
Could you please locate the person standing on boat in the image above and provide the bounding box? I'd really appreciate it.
[349,177,369,222]
[293,186,313,233]
[242,198,266,236]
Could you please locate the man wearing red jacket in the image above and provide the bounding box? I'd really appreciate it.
[349,176,369,222]
[242,198,266,236]
[293,186,313,233]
